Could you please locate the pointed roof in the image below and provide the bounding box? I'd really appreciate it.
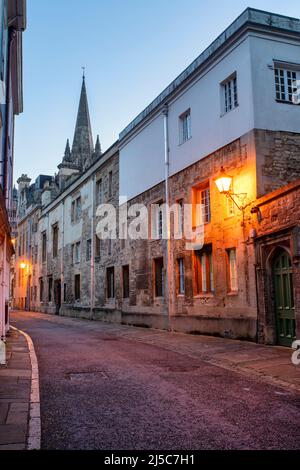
[94,134,102,157]
[63,139,71,161]
[71,75,94,164]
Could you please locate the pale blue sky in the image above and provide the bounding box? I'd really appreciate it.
[14,0,300,181]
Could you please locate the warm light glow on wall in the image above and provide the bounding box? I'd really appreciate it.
[20,262,27,270]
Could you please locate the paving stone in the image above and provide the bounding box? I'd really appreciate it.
[6,410,28,425]
[0,443,26,450]
[0,369,31,378]
[0,424,27,445]
[0,403,9,424]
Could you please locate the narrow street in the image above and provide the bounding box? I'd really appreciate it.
[10,310,300,450]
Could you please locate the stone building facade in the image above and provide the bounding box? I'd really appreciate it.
[14,8,300,347]
[0,0,26,342]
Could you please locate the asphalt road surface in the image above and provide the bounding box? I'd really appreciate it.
[11,311,300,450]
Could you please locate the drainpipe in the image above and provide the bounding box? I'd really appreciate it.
[163,104,172,330]
[90,175,96,314]
[61,201,65,312]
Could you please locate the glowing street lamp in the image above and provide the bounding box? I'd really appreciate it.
[215,166,250,213]
[215,167,232,194]
[20,262,27,270]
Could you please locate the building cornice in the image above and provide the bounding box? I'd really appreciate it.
[119,7,300,144]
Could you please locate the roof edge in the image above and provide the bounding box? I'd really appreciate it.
[119,7,300,142]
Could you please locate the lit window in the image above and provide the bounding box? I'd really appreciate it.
[222,74,238,114]
[193,184,211,225]
[194,246,214,295]
[274,67,300,104]
[179,109,191,144]
[227,248,238,292]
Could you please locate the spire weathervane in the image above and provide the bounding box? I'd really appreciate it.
[82,66,85,79]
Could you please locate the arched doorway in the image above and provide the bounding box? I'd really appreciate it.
[273,249,296,347]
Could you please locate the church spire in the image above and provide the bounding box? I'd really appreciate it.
[71,74,94,169]
[63,139,71,161]
[94,134,102,158]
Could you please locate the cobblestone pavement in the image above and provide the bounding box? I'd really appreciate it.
[11,310,300,450]
[0,328,31,450]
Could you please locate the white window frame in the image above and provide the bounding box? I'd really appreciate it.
[274,63,300,104]
[228,248,238,292]
[221,73,238,115]
[179,109,191,144]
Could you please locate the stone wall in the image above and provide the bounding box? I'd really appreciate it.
[253,180,300,344]
[256,130,300,197]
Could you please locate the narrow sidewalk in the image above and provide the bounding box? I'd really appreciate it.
[0,328,31,450]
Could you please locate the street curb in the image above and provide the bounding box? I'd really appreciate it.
[10,326,41,451]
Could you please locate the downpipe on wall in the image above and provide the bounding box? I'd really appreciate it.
[163,104,172,331]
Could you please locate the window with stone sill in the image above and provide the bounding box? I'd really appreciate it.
[227,248,238,292]
[48,277,53,302]
[39,278,44,302]
[96,178,104,205]
[179,109,191,144]
[42,232,47,263]
[154,257,164,298]
[194,245,214,295]
[72,241,81,264]
[74,274,81,301]
[95,235,101,258]
[221,73,238,114]
[71,196,82,223]
[122,265,130,299]
[63,283,67,303]
[86,239,92,261]
[151,201,165,239]
[192,183,211,226]
[274,66,300,104]
[177,258,185,295]
[108,171,113,198]
[52,224,59,258]
[107,267,115,299]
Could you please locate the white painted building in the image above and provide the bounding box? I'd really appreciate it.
[119,8,300,201]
